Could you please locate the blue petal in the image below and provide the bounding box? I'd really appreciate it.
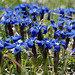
[5,43,16,49]
[14,46,21,54]
[25,39,29,43]
[6,38,11,43]
[61,30,66,39]
[12,35,22,42]
[71,48,75,54]
[54,30,60,37]
[42,27,47,34]
[36,40,45,46]
[0,43,4,50]
[53,24,58,30]
[53,45,60,52]
[30,26,39,37]
[50,19,55,24]
[21,42,28,50]
[27,41,34,48]
[61,40,66,49]
[69,35,75,38]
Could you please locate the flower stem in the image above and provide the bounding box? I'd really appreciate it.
[32,44,37,64]
[19,24,25,40]
[7,23,13,36]
[0,50,3,66]
[48,12,50,20]
[40,10,44,20]
[72,38,75,50]
[66,35,70,48]
[54,52,59,75]
[15,53,21,75]
[38,30,48,74]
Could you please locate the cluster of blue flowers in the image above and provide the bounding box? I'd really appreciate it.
[0,35,28,54]
[0,1,75,55]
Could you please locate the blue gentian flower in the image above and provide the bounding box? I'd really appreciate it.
[60,9,64,15]
[50,19,55,25]
[42,26,48,34]
[67,20,72,25]
[35,24,52,35]
[36,40,45,46]
[54,30,60,38]
[4,35,24,54]
[0,6,5,11]
[57,16,62,20]
[30,26,39,37]
[53,24,58,30]
[51,39,66,52]
[15,5,20,10]
[53,44,60,52]
[67,30,75,38]
[25,37,36,48]
[61,40,66,49]
[27,41,34,48]
[20,42,28,50]
[5,36,12,43]
[29,8,39,16]
[14,46,21,54]
[11,41,26,54]
[5,35,22,43]
[45,39,54,49]
[54,30,66,39]
[67,25,72,32]
[60,30,66,39]
[12,35,22,42]
[40,6,49,14]
[5,42,16,49]
[53,39,61,52]
[13,40,28,54]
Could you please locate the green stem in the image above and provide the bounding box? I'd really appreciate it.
[26,7,35,26]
